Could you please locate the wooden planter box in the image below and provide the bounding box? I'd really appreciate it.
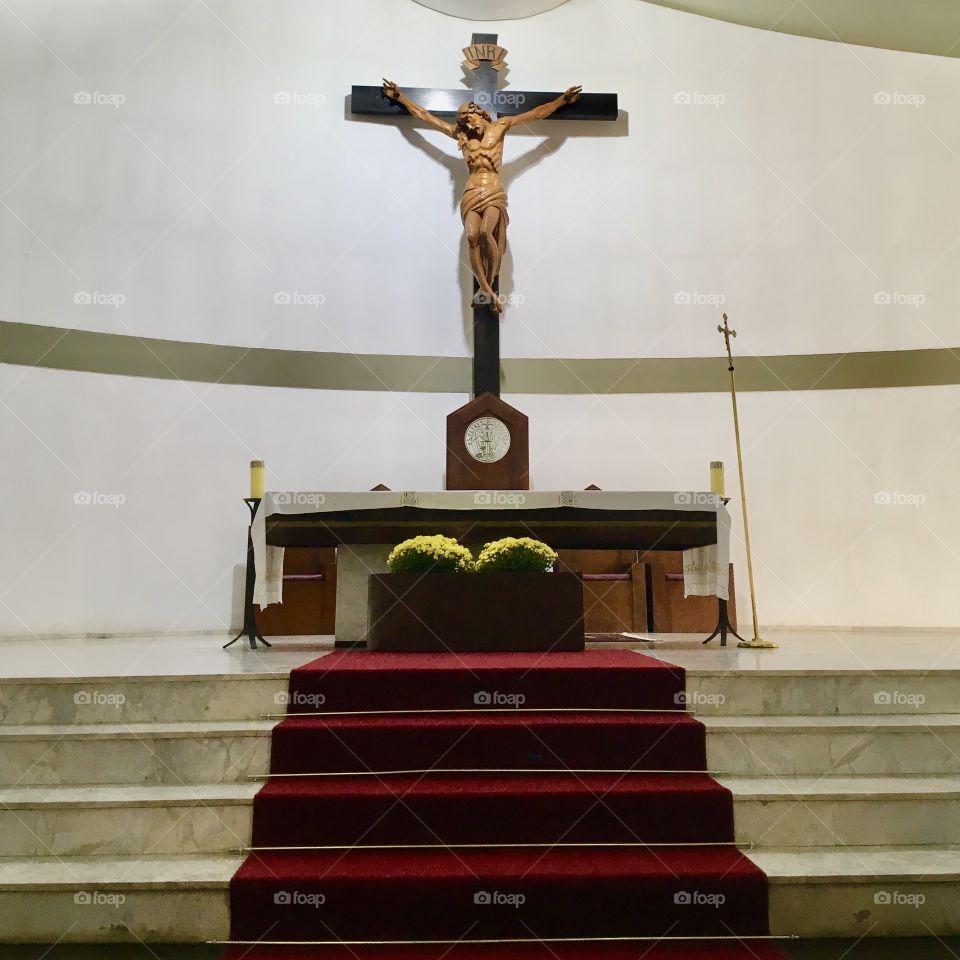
[366,572,585,653]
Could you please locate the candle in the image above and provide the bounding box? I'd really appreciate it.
[710,461,725,497]
[250,460,265,499]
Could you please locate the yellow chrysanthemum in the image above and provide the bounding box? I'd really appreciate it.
[387,535,475,573]
[475,537,557,573]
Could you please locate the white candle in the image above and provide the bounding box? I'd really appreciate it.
[710,461,725,497]
[250,460,265,499]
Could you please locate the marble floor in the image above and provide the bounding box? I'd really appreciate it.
[0,632,328,681]
[3,626,960,679]
[630,627,960,673]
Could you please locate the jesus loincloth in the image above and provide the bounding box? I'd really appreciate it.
[460,185,509,264]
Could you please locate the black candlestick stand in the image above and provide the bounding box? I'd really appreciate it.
[702,497,741,647]
[702,598,744,648]
[224,498,271,650]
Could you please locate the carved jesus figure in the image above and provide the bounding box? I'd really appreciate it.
[382,80,582,312]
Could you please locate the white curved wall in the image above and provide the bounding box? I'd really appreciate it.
[2,0,959,633]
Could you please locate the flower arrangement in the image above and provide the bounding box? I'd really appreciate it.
[475,537,557,573]
[387,535,475,573]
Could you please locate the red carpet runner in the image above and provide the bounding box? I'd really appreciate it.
[226,651,785,960]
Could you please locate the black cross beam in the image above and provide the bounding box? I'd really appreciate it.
[351,35,618,124]
[351,34,618,397]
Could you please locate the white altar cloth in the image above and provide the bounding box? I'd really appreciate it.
[251,490,730,607]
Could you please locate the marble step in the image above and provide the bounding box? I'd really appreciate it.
[7,712,960,786]
[3,774,955,858]
[0,853,238,941]
[0,675,289,725]
[723,775,960,847]
[1,668,951,726]
[683,670,960,716]
[0,846,957,942]
[0,720,275,785]
[760,845,960,937]
[704,714,960,775]
[0,783,257,856]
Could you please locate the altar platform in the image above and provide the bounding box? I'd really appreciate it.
[0,629,958,944]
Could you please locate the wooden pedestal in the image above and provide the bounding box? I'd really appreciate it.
[445,392,529,491]
[366,572,585,652]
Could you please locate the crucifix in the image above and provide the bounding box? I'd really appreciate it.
[352,34,617,399]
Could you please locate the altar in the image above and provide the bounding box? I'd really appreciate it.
[251,489,731,644]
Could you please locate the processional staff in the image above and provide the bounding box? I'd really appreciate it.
[717,314,777,650]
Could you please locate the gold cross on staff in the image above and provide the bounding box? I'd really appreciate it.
[717,313,737,361]
[711,310,778,649]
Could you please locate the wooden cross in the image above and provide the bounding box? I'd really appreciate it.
[351,33,617,124]
[351,34,618,398]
